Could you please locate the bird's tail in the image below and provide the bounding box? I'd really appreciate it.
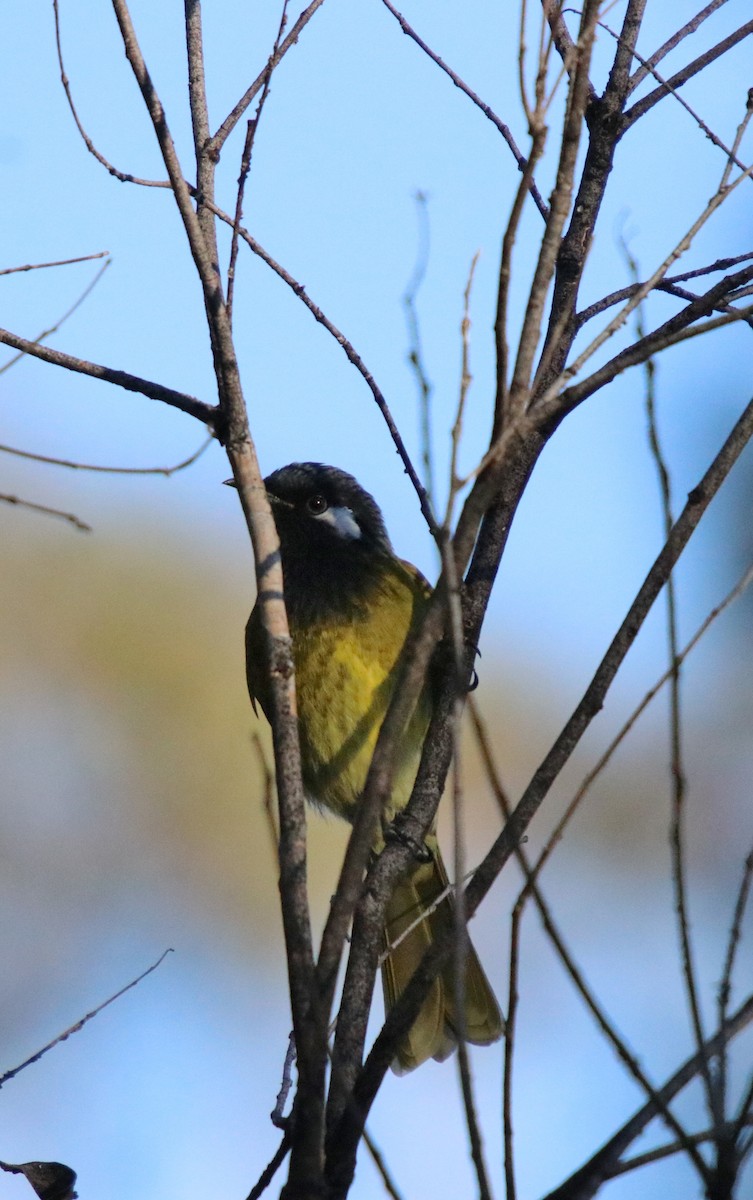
[380,837,504,1073]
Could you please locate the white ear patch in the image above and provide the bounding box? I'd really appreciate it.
[318,505,362,540]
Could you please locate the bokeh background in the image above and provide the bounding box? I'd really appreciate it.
[1,2,752,1197]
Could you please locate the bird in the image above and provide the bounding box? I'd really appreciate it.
[243,462,503,1071]
[0,1162,78,1200]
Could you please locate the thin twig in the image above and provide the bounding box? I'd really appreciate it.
[531,0,651,400]
[721,843,753,1143]
[541,0,597,103]
[0,259,111,376]
[0,492,92,533]
[449,253,479,494]
[720,846,753,1025]
[53,0,171,189]
[227,0,290,323]
[503,884,520,1200]
[528,554,753,883]
[251,732,279,857]
[627,0,730,94]
[209,0,327,155]
[541,991,753,1200]
[533,159,753,420]
[494,95,548,431]
[552,286,753,420]
[0,251,108,276]
[575,251,753,329]
[622,237,713,1113]
[206,201,439,535]
[0,950,172,1087]
[720,89,753,191]
[440,256,493,1200]
[227,120,255,326]
[624,21,753,129]
[600,17,753,177]
[0,325,215,425]
[245,1131,292,1200]
[608,1123,745,1179]
[403,191,435,508]
[470,701,708,1180]
[271,1031,297,1128]
[379,0,549,220]
[361,1129,405,1200]
[510,0,600,416]
[0,435,213,475]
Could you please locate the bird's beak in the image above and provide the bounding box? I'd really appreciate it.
[223,478,282,507]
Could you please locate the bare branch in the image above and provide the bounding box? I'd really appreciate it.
[0,325,215,424]
[0,950,172,1087]
[245,1131,292,1200]
[720,844,753,1140]
[540,994,753,1200]
[551,264,753,418]
[530,556,753,885]
[470,702,709,1182]
[361,1130,406,1200]
[209,0,328,156]
[0,435,213,475]
[330,389,753,1184]
[226,120,255,326]
[403,192,436,506]
[103,23,320,1183]
[227,1,289,321]
[624,21,753,129]
[464,394,753,930]
[0,252,108,276]
[574,251,753,329]
[0,492,92,533]
[208,201,439,534]
[536,0,650,395]
[627,0,731,94]
[621,237,714,1112]
[600,17,753,175]
[0,259,112,376]
[271,1031,297,1129]
[540,0,597,104]
[380,0,549,220]
[509,0,601,417]
[53,0,171,189]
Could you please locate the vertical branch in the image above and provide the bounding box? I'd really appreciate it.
[722,844,753,1146]
[622,238,713,1113]
[403,192,436,507]
[467,701,519,1200]
[468,700,711,1182]
[494,2,550,434]
[227,119,255,325]
[439,253,492,1200]
[535,0,649,396]
[110,4,325,1191]
[503,898,521,1200]
[227,0,291,324]
[507,0,600,417]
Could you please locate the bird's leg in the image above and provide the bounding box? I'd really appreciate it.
[384,812,433,863]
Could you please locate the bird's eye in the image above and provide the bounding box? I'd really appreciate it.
[306,493,329,516]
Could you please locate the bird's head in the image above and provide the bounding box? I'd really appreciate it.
[227,463,395,617]
[263,462,392,556]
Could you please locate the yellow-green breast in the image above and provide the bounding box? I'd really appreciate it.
[247,556,431,822]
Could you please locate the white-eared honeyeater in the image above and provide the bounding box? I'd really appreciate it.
[244,462,503,1071]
